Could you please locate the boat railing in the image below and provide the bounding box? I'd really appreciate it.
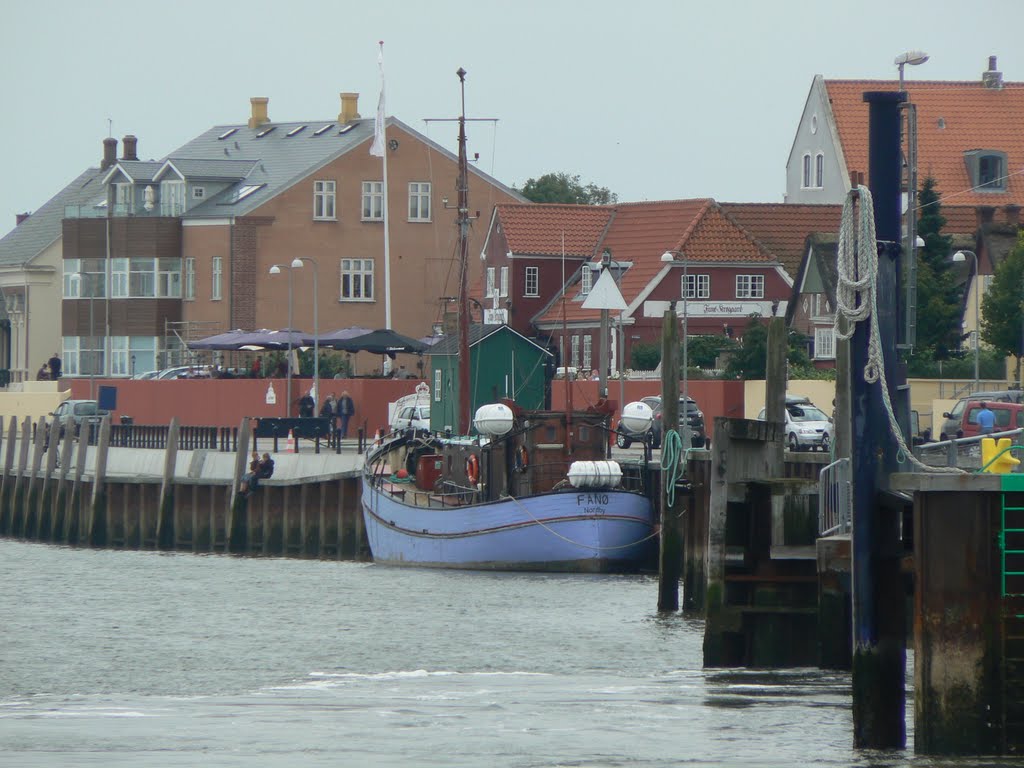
[911,427,1024,470]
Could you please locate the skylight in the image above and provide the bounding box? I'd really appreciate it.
[287,125,307,137]
[220,184,265,205]
[255,126,276,138]
[218,128,238,140]
[338,124,355,135]
[313,124,334,136]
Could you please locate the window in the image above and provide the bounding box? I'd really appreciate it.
[63,335,104,377]
[434,369,442,402]
[110,336,157,376]
[571,335,580,368]
[500,266,509,298]
[486,267,495,299]
[581,266,593,295]
[362,181,384,220]
[314,180,336,220]
[184,258,196,300]
[192,186,205,200]
[582,335,592,370]
[814,327,835,360]
[524,266,539,297]
[802,153,811,188]
[212,257,222,301]
[964,150,1008,192]
[815,153,824,188]
[341,258,374,300]
[735,274,764,298]
[408,182,431,221]
[683,273,710,299]
[62,258,106,299]
[157,258,182,298]
[129,258,155,297]
[114,183,133,215]
[160,180,185,216]
[111,258,129,298]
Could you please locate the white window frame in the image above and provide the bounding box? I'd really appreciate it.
[815,153,824,188]
[184,258,196,300]
[571,335,580,368]
[582,335,592,371]
[735,274,764,299]
[814,327,835,360]
[361,181,384,221]
[340,258,374,301]
[157,259,182,298]
[111,258,129,298]
[486,267,495,299]
[192,186,206,200]
[581,266,593,295]
[212,257,223,301]
[434,370,442,402]
[683,273,710,299]
[500,266,509,298]
[160,180,186,216]
[802,153,811,189]
[524,266,539,297]
[408,182,431,222]
[314,180,336,220]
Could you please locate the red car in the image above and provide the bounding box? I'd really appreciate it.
[957,401,1024,439]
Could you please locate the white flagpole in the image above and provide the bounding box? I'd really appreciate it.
[370,41,393,370]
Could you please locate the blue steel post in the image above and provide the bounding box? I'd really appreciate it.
[850,90,909,749]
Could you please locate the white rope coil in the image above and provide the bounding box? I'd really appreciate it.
[834,185,964,475]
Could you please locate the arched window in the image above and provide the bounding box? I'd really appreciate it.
[802,154,812,188]
[815,153,824,188]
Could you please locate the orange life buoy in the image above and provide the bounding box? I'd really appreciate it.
[516,445,529,471]
[466,454,480,484]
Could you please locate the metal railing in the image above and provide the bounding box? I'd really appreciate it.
[818,457,851,536]
[913,428,1024,469]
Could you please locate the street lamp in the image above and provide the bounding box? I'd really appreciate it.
[952,250,980,391]
[894,50,929,91]
[661,249,691,448]
[291,257,319,403]
[269,263,294,416]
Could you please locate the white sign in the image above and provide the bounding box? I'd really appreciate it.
[484,309,508,325]
[265,382,277,405]
[643,299,786,318]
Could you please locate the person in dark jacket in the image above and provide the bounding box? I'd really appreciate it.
[48,353,62,381]
[298,389,315,418]
[337,391,355,439]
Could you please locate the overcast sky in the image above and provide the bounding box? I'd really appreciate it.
[2,0,1020,235]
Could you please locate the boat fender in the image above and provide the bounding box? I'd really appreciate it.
[515,445,529,472]
[466,454,480,484]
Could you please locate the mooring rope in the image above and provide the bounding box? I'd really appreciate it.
[660,428,684,506]
[834,185,964,475]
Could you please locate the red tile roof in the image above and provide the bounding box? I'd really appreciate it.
[824,79,1024,207]
[496,203,613,257]
[533,200,780,325]
[720,203,843,280]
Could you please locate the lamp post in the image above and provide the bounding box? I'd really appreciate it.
[661,250,690,448]
[952,250,980,391]
[896,50,927,349]
[894,49,929,91]
[269,263,294,416]
[291,256,319,403]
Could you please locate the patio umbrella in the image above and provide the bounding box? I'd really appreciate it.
[188,329,252,350]
[330,328,428,358]
[418,334,446,347]
[234,328,309,350]
[304,326,373,346]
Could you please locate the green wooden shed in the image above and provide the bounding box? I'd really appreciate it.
[429,324,552,434]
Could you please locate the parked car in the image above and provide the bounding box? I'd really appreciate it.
[954,401,1024,440]
[616,395,705,449]
[757,395,832,452]
[50,399,110,437]
[391,403,430,433]
[940,389,1024,440]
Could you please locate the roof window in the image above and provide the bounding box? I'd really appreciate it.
[964,149,1007,192]
[218,128,238,140]
[286,125,307,137]
[313,124,334,136]
[338,124,356,135]
[255,126,276,139]
[220,184,265,205]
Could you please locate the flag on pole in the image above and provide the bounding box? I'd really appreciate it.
[369,42,386,157]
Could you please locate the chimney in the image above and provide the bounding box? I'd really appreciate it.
[338,92,360,124]
[1006,205,1021,227]
[121,134,138,161]
[15,212,30,226]
[101,137,118,170]
[976,205,995,227]
[248,97,270,129]
[982,55,1003,89]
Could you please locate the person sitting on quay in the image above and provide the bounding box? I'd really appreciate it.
[240,452,275,497]
[36,363,50,381]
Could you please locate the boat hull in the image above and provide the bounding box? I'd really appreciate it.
[361,475,656,572]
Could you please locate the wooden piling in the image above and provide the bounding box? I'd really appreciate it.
[658,304,683,611]
[24,417,47,538]
[227,418,251,553]
[38,418,61,540]
[53,419,75,541]
[157,418,179,550]
[0,416,13,534]
[88,416,111,547]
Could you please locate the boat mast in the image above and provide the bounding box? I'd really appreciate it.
[456,67,472,435]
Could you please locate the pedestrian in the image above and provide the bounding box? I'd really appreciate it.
[256,452,275,482]
[337,390,355,440]
[48,352,62,381]
[239,451,260,496]
[36,363,50,381]
[298,389,315,418]
[251,356,262,378]
[976,401,996,435]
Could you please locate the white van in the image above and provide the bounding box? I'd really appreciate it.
[757,395,832,452]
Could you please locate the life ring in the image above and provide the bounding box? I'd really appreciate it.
[515,445,529,472]
[466,454,480,484]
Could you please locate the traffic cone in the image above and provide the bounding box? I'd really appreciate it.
[285,429,297,453]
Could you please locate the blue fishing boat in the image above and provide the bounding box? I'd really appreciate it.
[360,69,656,572]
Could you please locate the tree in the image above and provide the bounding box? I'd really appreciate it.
[684,334,737,369]
[630,342,660,370]
[913,178,963,360]
[723,317,816,380]
[981,231,1024,383]
[517,173,617,205]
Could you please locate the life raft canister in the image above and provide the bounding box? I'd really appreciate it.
[466,454,480,484]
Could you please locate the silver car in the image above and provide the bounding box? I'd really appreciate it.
[757,400,832,452]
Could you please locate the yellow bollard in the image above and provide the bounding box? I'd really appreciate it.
[980,437,1021,473]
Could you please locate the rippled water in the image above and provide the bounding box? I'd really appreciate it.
[0,540,1003,767]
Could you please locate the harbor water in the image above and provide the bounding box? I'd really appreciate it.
[0,540,1001,767]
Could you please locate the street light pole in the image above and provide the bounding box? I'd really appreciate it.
[269,263,294,416]
[292,257,319,403]
[661,250,690,448]
[952,250,980,391]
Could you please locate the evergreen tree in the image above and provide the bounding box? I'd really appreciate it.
[981,232,1024,383]
[913,178,963,360]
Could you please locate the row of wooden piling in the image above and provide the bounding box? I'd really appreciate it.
[0,415,368,560]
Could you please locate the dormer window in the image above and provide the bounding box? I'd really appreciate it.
[964,149,1007,192]
[581,265,593,295]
